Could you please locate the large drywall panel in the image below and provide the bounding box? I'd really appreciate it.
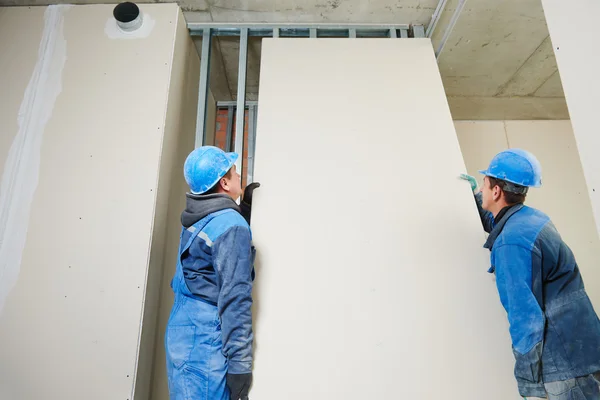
[0,4,186,400]
[504,121,600,309]
[541,0,600,235]
[250,38,518,400]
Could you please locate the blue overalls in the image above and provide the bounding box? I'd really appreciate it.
[165,217,229,400]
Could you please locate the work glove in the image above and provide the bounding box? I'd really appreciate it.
[240,182,260,225]
[227,372,252,400]
[459,173,478,194]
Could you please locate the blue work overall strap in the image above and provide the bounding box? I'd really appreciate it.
[173,209,240,296]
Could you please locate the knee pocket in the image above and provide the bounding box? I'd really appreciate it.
[168,364,209,400]
[183,364,209,400]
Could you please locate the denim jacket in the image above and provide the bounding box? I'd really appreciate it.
[475,193,600,397]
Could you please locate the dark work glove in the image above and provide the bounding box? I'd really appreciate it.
[227,373,252,400]
[240,182,260,225]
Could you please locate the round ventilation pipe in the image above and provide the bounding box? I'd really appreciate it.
[113,2,143,32]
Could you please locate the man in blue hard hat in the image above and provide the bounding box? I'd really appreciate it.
[165,146,259,400]
[461,149,600,400]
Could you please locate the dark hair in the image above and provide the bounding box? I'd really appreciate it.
[487,177,526,205]
[204,168,233,195]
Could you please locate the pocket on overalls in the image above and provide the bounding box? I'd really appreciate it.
[166,326,196,369]
[182,364,209,400]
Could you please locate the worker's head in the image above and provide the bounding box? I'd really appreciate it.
[184,146,243,200]
[479,149,542,214]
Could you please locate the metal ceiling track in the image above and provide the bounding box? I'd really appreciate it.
[187,23,425,39]
[189,22,425,181]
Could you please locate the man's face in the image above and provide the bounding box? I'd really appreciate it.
[481,176,493,211]
[223,165,243,201]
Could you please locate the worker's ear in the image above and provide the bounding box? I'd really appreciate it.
[492,184,502,202]
[219,176,231,192]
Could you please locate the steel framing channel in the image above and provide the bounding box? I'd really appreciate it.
[225,106,234,152]
[412,25,426,38]
[426,0,448,38]
[188,23,411,38]
[217,101,259,107]
[247,105,257,184]
[234,28,249,174]
[194,28,211,148]
[435,0,468,58]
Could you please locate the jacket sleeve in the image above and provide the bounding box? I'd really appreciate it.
[494,244,546,398]
[474,192,494,233]
[212,225,254,374]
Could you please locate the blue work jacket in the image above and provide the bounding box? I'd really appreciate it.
[176,194,255,375]
[475,193,600,397]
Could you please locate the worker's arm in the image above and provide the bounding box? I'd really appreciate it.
[213,226,254,375]
[494,244,546,398]
[474,192,495,233]
[459,174,494,233]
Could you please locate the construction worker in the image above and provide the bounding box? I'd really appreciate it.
[460,149,600,400]
[165,146,259,400]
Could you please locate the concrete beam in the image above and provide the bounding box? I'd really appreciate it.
[200,0,437,24]
[496,36,561,97]
[447,96,569,120]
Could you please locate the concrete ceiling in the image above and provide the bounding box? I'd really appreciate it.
[187,0,568,119]
[0,0,569,119]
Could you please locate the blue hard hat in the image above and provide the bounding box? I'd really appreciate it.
[479,149,542,188]
[184,146,239,194]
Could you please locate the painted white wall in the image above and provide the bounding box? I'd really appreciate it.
[540,0,600,237]
[0,4,198,400]
[455,120,600,311]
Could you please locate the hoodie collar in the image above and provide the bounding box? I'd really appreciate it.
[180,193,240,228]
[484,203,524,250]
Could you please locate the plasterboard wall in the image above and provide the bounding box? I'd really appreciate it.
[455,120,600,310]
[541,0,600,236]
[0,4,200,399]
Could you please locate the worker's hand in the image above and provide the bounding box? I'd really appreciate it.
[242,182,260,206]
[240,182,260,225]
[459,173,478,194]
[227,372,252,400]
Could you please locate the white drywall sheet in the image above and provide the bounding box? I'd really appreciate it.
[0,4,188,400]
[541,0,600,236]
[454,121,508,179]
[250,38,518,400]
